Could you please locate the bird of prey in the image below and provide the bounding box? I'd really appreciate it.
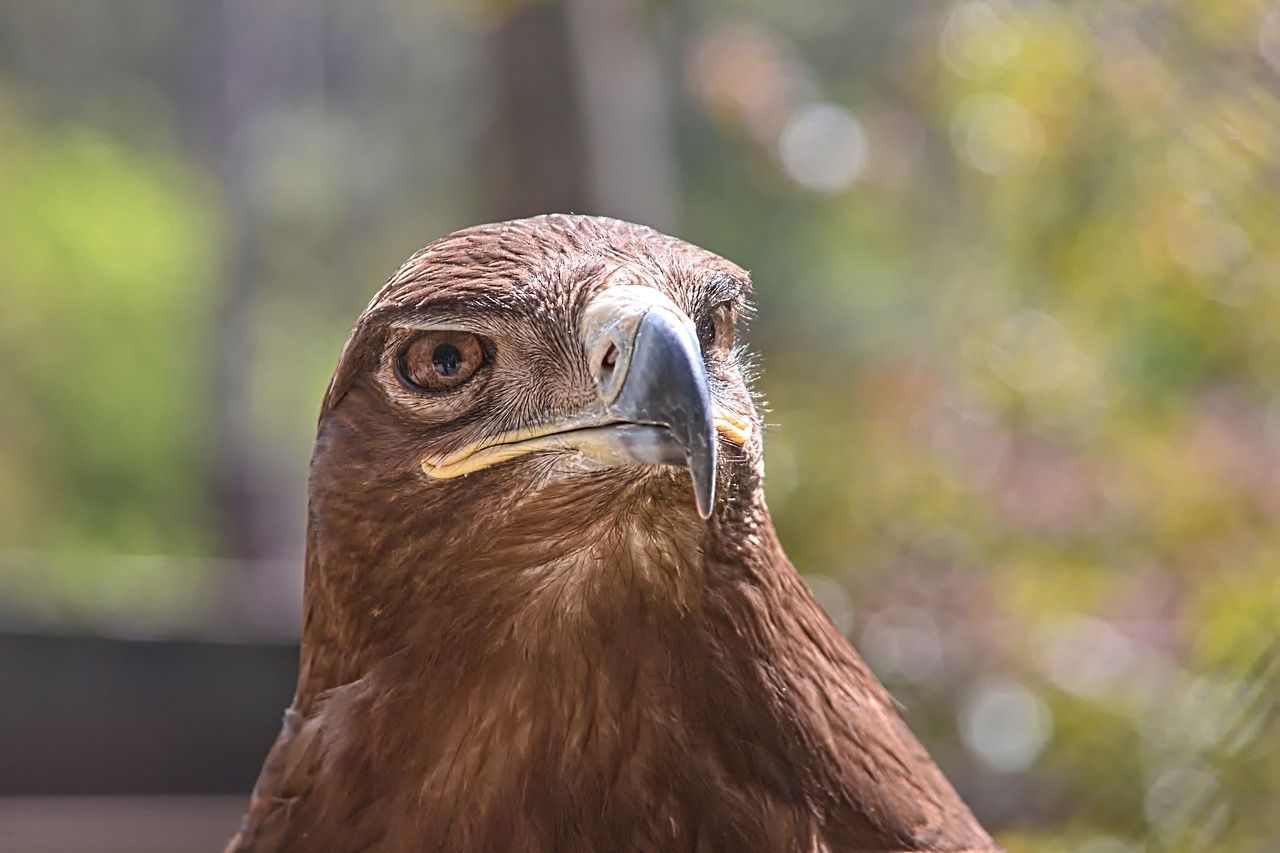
[227,215,1000,852]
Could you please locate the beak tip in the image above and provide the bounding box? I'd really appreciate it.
[695,486,715,519]
[691,437,717,519]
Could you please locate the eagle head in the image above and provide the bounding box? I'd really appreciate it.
[323,213,758,508]
[305,215,768,658]
[229,214,999,853]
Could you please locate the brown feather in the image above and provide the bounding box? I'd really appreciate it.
[227,215,1001,853]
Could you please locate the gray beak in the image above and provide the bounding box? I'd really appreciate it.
[605,307,717,518]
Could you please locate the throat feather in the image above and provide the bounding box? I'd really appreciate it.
[510,513,705,632]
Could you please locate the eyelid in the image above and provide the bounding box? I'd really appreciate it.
[389,316,515,357]
[391,319,485,333]
[390,323,497,354]
[706,274,750,301]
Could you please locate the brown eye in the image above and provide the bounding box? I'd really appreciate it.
[696,303,736,359]
[397,331,486,392]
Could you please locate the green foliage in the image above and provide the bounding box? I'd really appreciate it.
[0,104,217,554]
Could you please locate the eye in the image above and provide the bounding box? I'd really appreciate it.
[397,331,486,392]
[696,303,736,359]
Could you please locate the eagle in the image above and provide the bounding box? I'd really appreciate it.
[227,215,1000,852]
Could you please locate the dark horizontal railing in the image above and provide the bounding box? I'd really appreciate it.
[0,631,297,796]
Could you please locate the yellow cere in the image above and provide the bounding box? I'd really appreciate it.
[714,413,752,446]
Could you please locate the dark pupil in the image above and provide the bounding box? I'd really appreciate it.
[696,315,715,348]
[432,343,463,376]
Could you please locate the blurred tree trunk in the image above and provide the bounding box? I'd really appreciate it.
[490,0,677,232]
[491,0,593,219]
[214,0,323,628]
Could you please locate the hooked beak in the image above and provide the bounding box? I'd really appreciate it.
[420,284,751,519]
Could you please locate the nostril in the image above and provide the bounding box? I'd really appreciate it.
[601,343,619,374]
[593,338,625,402]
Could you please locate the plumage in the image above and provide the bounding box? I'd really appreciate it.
[227,214,1000,852]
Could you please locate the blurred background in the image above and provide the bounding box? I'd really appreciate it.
[1,0,1278,850]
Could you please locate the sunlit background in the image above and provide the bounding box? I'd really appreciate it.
[2,1,1279,850]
